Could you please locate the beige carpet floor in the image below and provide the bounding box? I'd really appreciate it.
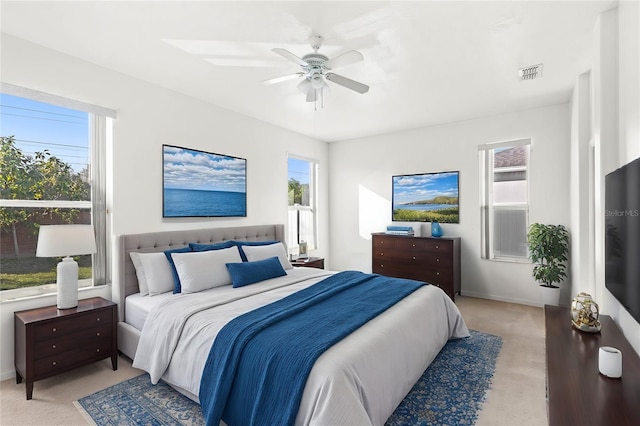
[0,296,547,426]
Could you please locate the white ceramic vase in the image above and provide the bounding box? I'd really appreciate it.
[539,285,561,307]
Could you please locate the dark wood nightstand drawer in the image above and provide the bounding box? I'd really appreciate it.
[34,322,113,358]
[291,257,325,269]
[33,309,112,341]
[34,340,114,378]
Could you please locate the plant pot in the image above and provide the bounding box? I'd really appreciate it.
[539,285,561,307]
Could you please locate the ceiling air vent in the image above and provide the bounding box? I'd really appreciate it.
[519,63,543,80]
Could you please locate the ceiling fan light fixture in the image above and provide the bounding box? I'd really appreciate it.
[297,79,312,94]
[311,75,325,89]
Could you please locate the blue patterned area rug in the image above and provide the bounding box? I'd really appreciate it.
[75,330,501,426]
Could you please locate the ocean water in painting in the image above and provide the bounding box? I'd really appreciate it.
[164,188,246,217]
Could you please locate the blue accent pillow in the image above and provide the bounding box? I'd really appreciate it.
[189,240,235,252]
[232,240,278,261]
[226,256,286,288]
[163,246,192,293]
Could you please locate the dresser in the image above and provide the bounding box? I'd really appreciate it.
[545,305,640,425]
[14,297,118,400]
[372,233,461,300]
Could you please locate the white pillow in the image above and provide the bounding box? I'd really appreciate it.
[241,242,293,270]
[135,252,175,296]
[171,246,242,293]
[129,252,149,296]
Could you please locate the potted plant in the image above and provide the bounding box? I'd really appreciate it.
[527,223,570,306]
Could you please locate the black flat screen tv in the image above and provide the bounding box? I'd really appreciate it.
[163,144,247,218]
[605,156,640,323]
[392,171,459,223]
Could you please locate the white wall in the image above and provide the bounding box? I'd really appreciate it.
[595,4,640,353]
[328,104,571,307]
[0,35,329,380]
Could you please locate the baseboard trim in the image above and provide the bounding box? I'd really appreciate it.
[460,290,542,308]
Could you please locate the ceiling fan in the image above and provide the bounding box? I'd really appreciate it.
[262,35,369,103]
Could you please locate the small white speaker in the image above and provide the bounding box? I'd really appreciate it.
[598,346,622,378]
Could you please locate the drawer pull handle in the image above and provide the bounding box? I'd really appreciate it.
[96,349,100,353]
[412,256,416,260]
[52,345,56,349]
[96,332,101,336]
[52,361,57,366]
[52,328,57,332]
[380,253,383,256]
[436,272,440,275]
[412,243,416,247]
[436,258,440,262]
[96,317,101,322]
[380,264,384,268]
[435,245,439,249]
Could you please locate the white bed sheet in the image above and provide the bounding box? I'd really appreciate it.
[125,291,176,331]
[133,268,469,426]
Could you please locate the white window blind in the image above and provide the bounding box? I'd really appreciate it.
[479,139,531,260]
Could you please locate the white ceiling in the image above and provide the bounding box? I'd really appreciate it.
[0,1,617,142]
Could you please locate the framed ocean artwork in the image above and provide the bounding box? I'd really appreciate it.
[162,144,247,217]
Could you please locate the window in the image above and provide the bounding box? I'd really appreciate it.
[287,156,318,253]
[479,139,530,260]
[0,87,111,300]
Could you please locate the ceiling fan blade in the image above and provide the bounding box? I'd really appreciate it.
[325,73,369,94]
[324,50,364,70]
[261,73,304,85]
[272,48,308,67]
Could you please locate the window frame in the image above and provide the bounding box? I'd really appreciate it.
[479,138,531,262]
[0,84,113,301]
[287,154,318,252]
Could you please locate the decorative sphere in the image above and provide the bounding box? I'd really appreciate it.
[570,292,601,332]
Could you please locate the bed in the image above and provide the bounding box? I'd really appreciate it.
[113,224,469,425]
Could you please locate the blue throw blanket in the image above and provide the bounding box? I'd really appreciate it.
[199,271,426,426]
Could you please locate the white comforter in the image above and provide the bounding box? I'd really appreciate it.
[133,268,469,426]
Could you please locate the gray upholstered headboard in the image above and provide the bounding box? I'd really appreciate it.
[112,224,285,321]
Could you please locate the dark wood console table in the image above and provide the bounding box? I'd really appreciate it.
[545,305,640,425]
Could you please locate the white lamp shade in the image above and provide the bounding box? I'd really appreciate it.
[36,225,97,258]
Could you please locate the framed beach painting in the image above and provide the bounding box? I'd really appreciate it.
[162,144,247,217]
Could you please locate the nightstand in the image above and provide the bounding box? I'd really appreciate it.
[291,257,325,269]
[14,297,118,400]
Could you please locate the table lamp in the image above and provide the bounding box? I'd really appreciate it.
[36,224,97,309]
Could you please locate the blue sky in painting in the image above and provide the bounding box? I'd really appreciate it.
[163,145,246,193]
[393,172,459,204]
[0,94,89,172]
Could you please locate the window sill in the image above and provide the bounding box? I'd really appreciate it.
[0,279,106,303]
[485,256,531,264]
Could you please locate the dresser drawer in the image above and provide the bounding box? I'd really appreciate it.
[33,309,112,341]
[374,249,452,268]
[394,238,426,251]
[373,235,396,248]
[423,266,452,286]
[34,323,112,358]
[33,340,114,378]
[423,239,453,254]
